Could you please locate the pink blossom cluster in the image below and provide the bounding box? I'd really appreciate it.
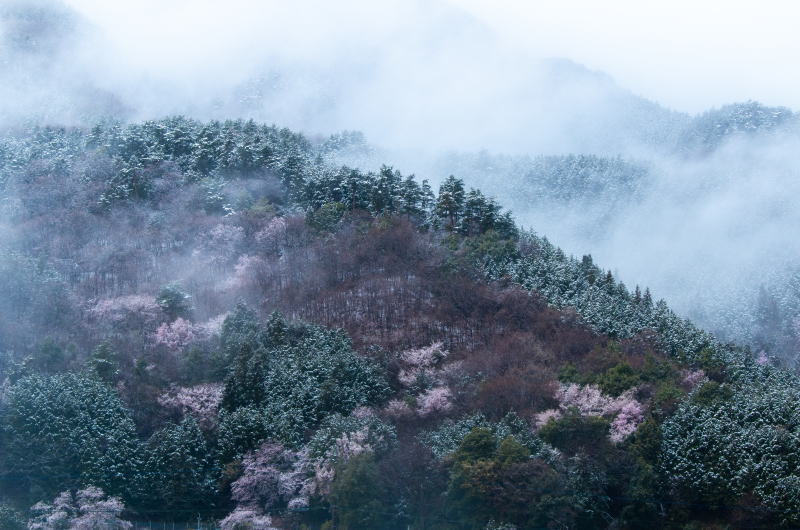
[397,342,448,387]
[88,294,161,327]
[312,425,382,496]
[230,443,313,516]
[158,383,223,430]
[256,216,288,253]
[219,509,278,530]
[29,487,131,530]
[154,317,198,352]
[382,399,413,418]
[198,312,228,337]
[400,341,447,367]
[682,369,707,388]
[417,386,454,416]
[312,461,337,497]
[756,350,770,366]
[351,406,375,419]
[534,408,562,429]
[227,254,269,289]
[333,427,372,461]
[609,401,646,443]
[195,223,245,267]
[535,383,646,443]
[555,383,613,416]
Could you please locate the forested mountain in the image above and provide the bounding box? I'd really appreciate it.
[421,100,800,368]
[677,100,798,155]
[2,118,800,529]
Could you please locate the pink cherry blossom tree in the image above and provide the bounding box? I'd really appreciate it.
[154,317,198,352]
[28,487,131,530]
[158,383,223,430]
[229,442,313,515]
[219,508,278,530]
[417,386,453,416]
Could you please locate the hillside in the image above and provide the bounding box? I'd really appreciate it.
[1,118,799,528]
[422,101,800,368]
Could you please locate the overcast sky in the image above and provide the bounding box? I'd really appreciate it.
[62,0,800,114]
[453,0,800,113]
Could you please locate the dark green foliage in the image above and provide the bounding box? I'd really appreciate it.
[652,382,684,415]
[539,413,611,456]
[306,201,346,232]
[220,303,262,360]
[0,374,140,503]
[216,406,273,464]
[0,250,72,352]
[420,412,550,460]
[308,414,396,460]
[220,312,390,447]
[691,381,733,407]
[445,429,575,529]
[329,453,397,530]
[86,341,120,384]
[0,505,25,530]
[156,283,192,320]
[435,176,466,230]
[139,417,216,512]
[454,427,497,462]
[694,347,728,382]
[221,341,269,411]
[260,324,391,445]
[596,362,640,396]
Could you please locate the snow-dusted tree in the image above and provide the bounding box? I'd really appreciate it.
[139,417,215,512]
[28,487,131,529]
[155,283,192,321]
[2,374,140,500]
[661,380,800,523]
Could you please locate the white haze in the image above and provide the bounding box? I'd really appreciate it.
[2,0,799,355]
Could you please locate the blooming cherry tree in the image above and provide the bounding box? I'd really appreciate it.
[28,487,131,530]
[158,383,223,430]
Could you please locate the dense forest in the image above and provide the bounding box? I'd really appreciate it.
[1,117,800,529]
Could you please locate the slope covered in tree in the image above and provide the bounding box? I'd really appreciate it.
[0,118,798,528]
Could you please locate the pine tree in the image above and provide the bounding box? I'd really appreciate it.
[435,176,466,231]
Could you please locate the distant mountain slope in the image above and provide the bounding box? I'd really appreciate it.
[677,100,798,154]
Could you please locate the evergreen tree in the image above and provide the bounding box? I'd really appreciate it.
[435,176,466,230]
[0,374,140,504]
[86,341,120,384]
[140,417,216,512]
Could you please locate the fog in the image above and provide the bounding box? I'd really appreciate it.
[2,0,799,359]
